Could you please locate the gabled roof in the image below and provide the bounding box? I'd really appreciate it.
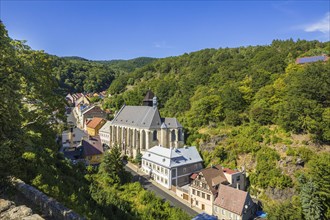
[99,120,112,133]
[195,165,229,194]
[111,105,162,129]
[86,117,105,129]
[142,145,203,168]
[214,184,249,216]
[82,136,103,156]
[161,117,183,129]
[296,55,328,64]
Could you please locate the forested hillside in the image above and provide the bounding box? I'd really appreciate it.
[0,22,189,219]
[104,40,330,219]
[53,56,156,94]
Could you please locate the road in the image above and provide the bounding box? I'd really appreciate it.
[124,165,199,217]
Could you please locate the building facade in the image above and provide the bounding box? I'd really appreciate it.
[223,167,246,191]
[213,184,257,220]
[141,145,203,189]
[99,120,112,147]
[86,117,106,136]
[189,165,229,214]
[109,91,184,158]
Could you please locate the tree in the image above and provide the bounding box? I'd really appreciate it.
[300,181,324,220]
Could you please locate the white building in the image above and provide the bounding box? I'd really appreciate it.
[99,120,112,147]
[141,145,203,189]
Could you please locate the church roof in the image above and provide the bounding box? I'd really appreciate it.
[161,117,183,128]
[143,90,155,101]
[142,145,203,168]
[111,105,162,129]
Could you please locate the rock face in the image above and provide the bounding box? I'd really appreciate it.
[0,199,44,220]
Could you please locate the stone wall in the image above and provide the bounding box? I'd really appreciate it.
[0,198,44,220]
[12,178,84,220]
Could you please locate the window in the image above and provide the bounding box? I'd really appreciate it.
[197,191,200,197]
[178,129,183,141]
[161,177,163,183]
[236,176,240,181]
[165,179,168,184]
[196,201,198,206]
[222,209,225,215]
[165,169,168,175]
[153,130,157,141]
[171,130,176,141]
[172,169,176,177]
[202,192,205,199]
[192,189,195,195]
[229,212,232,218]
[207,194,210,200]
[161,167,164,173]
[183,167,186,173]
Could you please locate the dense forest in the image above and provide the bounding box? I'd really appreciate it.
[0,22,189,219]
[53,56,156,94]
[103,40,330,219]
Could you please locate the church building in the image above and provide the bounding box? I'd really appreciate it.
[109,91,184,158]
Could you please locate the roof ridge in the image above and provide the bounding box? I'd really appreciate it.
[112,104,126,123]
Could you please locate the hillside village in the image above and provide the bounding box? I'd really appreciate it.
[61,90,262,219]
[59,54,329,220]
[2,13,329,220]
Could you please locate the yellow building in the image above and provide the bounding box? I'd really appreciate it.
[86,117,106,136]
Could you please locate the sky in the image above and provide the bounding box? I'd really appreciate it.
[0,1,329,60]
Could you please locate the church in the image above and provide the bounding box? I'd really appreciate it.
[109,91,184,158]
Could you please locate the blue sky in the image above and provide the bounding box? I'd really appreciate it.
[1,1,329,60]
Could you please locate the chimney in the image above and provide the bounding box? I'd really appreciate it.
[69,127,74,147]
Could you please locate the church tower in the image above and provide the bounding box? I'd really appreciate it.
[143,90,155,107]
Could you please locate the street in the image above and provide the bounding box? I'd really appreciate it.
[124,165,199,217]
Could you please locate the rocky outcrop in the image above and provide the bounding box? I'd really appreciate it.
[12,178,84,220]
[0,198,44,220]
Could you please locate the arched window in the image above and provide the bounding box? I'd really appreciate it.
[171,130,176,142]
[178,129,183,141]
[153,130,157,141]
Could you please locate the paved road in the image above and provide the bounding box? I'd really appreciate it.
[124,165,199,217]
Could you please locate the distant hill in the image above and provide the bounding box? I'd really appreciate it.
[61,56,89,61]
[96,57,157,72]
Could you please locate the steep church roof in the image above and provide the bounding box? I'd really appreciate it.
[111,105,162,129]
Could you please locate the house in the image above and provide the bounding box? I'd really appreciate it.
[99,120,112,147]
[295,55,328,64]
[74,94,90,107]
[141,145,203,189]
[213,184,257,220]
[86,117,106,136]
[61,127,88,149]
[189,165,229,214]
[109,90,184,158]
[223,167,246,191]
[81,136,104,165]
[79,106,107,130]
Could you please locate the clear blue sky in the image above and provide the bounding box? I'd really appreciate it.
[1,1,329,60]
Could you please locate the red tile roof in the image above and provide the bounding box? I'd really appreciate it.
[223,168,239,175]
[191,173,198,180]
[86,117,105,129]
[214,184,248,216]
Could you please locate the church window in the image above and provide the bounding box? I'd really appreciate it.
[171,130,176,141]
[153,130,157,141]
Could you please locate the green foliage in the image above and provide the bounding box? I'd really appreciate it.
[265,196,302,220]
[250,147,292,189]
[300,181,324,220]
